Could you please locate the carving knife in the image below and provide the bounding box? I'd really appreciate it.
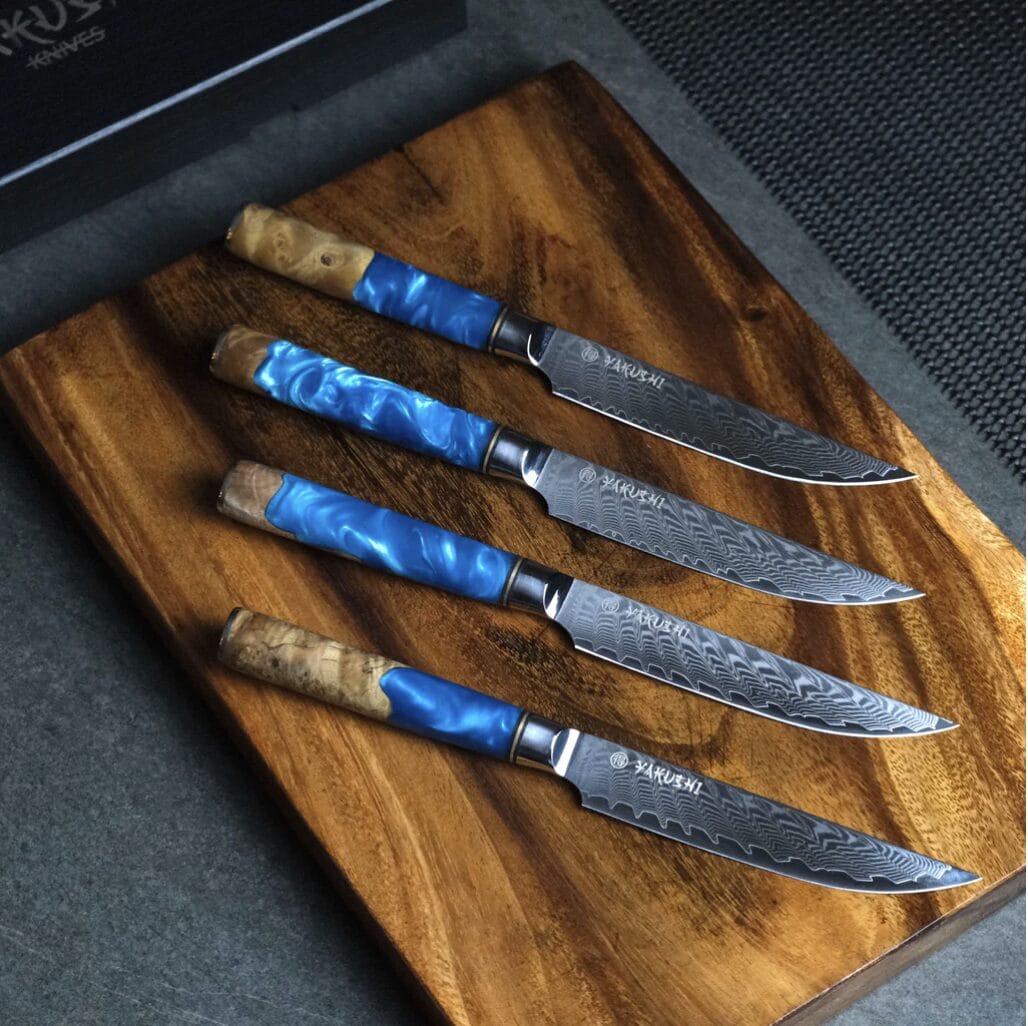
[212,325,921,605]
[217,461,954,737]
[225,204,914,486]
[219,607,976,892]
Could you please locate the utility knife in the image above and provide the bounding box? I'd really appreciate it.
[219,608,976,892]
[212,325,920,605]
[225,204,914,486]
[217,461,953,737]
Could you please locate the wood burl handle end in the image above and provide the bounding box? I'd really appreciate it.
[218,461,292,538]
[219,607,397,721]
[211,325,277,393]
[225,203,375,300]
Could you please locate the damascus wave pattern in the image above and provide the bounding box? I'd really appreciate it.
[550,580,953,736]
[535,330,913,485]
[561,734,976,892]
[533,449,920,604]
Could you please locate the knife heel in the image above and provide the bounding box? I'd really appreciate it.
[219,608,525,758]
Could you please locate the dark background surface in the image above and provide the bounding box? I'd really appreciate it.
[608,0,1026,480]
[0,1,1023,1023]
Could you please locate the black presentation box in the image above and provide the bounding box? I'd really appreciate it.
[0,0,465,251]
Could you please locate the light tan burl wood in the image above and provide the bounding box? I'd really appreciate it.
[227,203,375,301]
[0,64,1022,1026]
[220,607,398,721]
[210,325,276,394]
[217,460,293,538]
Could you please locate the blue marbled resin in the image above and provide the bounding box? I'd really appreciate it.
[265,474,516,603]
[352,252,503,350]
[254,340,496,471]
[380,666,522,759]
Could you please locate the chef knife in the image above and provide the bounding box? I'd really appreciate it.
[225,204,914,486]
[212,325,920,605]
[217,461,953,737]
[218,607,976,892]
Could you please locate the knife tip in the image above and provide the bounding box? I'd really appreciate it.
[938,867,982,889]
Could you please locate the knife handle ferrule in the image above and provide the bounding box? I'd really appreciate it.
[503,558,574,619]
[487,307,553,364]
[219,608,524,759]
[220,462,520,605]
[227,204,504,351]
[481,427,551,484]
[212,327,498,472]
[509,713,568,771]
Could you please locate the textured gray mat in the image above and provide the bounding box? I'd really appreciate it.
[606,0,1026,478]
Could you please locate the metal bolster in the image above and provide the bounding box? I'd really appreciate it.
[481,427,552,486]
[502,559,574,618]
[511,714,564,771]
[488,307,554,364]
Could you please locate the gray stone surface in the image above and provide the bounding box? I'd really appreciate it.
[0,1,1023,1023]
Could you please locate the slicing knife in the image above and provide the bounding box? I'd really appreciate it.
[216,461,954,738]
[218,608,976,892]
[210,326,920,605]
[225,204,914,486]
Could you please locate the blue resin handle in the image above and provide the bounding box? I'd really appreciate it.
[380,666,522,758]
[352,253,503,351]
[225,206,505,351]
[219,464,518,604]
[250,336,497,471]
[220,609,524,760]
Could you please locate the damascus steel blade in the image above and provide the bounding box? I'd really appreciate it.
[532,448,921,604]
[534,329,913,485]
[550,580,953,736]
[558,733,977,892]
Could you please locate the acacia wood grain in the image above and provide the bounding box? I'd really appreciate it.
[0,63,1022,1026]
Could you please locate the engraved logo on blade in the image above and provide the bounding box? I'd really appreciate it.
[608,749,703,795]
[603,353,666,389]
[578,466,597,484]
[581,343,600,363]
[599,472,666,509]
[633,759,703,794]
[623,602,690,639]
[600,596,620,613]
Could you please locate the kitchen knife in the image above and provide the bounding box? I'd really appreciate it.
[212,325,921,605]
[225,204,914,486]
[218,607,976,892]
[217,461,954,737]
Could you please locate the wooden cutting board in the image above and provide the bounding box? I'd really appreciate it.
[1,63,1023,1026]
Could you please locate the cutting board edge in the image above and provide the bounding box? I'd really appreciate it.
[779,867,1026,1025]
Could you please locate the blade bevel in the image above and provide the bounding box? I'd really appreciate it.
[531,448,921,604]
[534,329,914,485]
[550,580,954,737]
[559,733,978,893]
